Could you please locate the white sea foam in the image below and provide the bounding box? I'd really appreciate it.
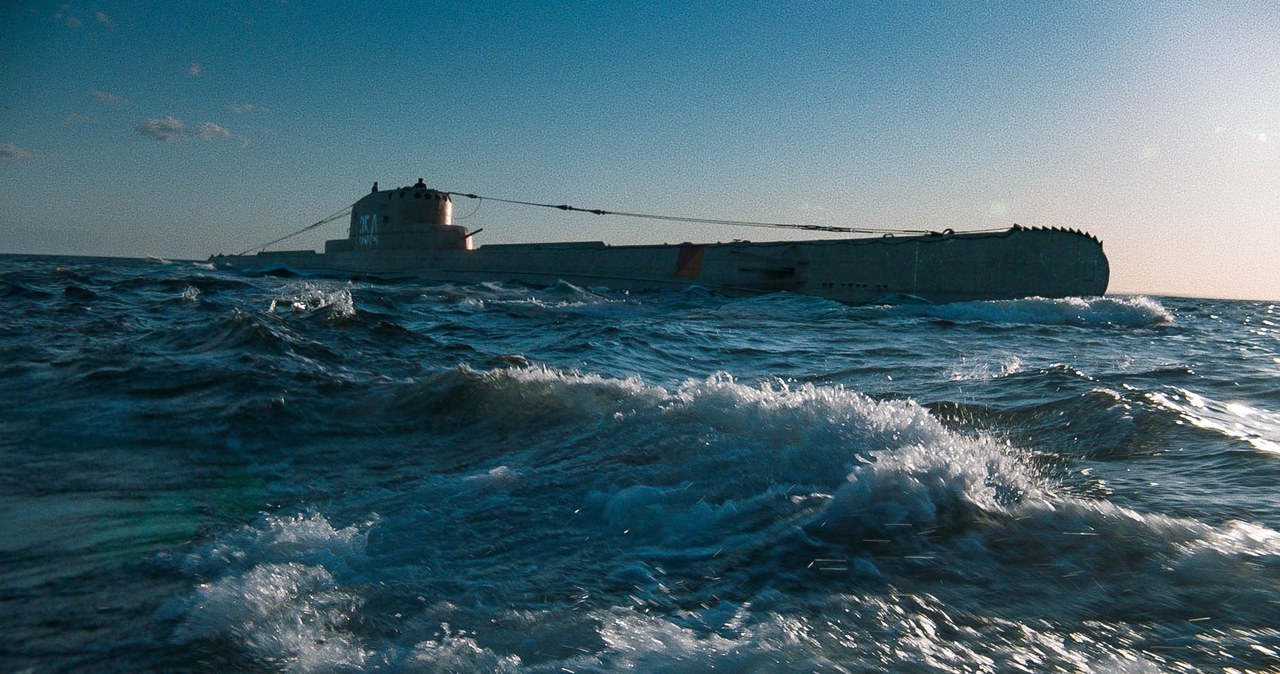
[665,372,947,485]
[949,355,1024,381]
[452,366,1034,529]
[822,435,1036,540]
[268,281,357,320]
[1202,519,1280,556]
[181,511,371,576]
[173,513,375,671]
[407,624,522,672]
[889,295,1174,327]
[1148,386,1280,454]
[461,464,521,485]
[550,596,1169,673]
[173,562,369,671]
[440,279,627,312]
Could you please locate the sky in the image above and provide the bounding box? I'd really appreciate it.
[1,1,1276,301]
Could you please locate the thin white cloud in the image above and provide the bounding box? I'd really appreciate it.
[63,113,93,127]
[198,121,249,146]
[197,122,231,141]
[54,4,110,28]
[136,116,186,143]
[135,117,248,146]
[54,4,82,28]
[226,103,270,114]
[91,89,128,106]
[187,63,203,77]
[1,144,37,161]
[53,4,110,28]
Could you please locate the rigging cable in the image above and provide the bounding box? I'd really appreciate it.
[237,205,352,256]
[453,194,484,220]
[444,191,938,235]
[235,189,1013,256]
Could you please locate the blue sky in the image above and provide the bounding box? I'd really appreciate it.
[2,1,1276,300]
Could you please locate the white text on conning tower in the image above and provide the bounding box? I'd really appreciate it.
[358,214,378,245]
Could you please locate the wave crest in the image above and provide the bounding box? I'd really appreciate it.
[171,512,375,670]
[889,296,1174,327]
[268,281,357,321]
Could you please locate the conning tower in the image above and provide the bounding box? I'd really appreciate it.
[325,182,472,253]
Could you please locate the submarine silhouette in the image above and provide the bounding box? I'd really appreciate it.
[211,181,1109,304]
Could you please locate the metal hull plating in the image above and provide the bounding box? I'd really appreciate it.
[212,227,1108,304]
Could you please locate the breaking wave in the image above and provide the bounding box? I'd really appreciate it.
[887,295,1175,327]
[165,364,1280,672]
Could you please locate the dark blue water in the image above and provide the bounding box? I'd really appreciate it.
[2,254,1278,672]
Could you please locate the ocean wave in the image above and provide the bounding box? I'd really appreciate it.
[180,307,307,355]
[701,291,847,322]
[886,295,1175,327]
[171,501,1280,672]
[61,284,99,301]
[560,596,1169,673]
[170,562,370,670]
[948,355,1025,381]
[0,280,56,299]
[163,363,1280,672]
[50,266,95,284]
[422,280,631,314]
[180,511,372,577]
[169,512,375,669]
[407,625,522,672]
[375,364,958,490]
[387,363,667,436]
[267,280,357,321]
[10,254,1280,673]
[1147,386,1280,454]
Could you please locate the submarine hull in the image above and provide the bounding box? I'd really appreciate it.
[212,226,1108,305]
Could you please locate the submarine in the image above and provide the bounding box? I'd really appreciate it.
[210,181,1109,304]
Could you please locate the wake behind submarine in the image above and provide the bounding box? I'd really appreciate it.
[210,180,1109,304]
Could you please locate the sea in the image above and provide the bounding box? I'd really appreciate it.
[2,253,1278,673]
